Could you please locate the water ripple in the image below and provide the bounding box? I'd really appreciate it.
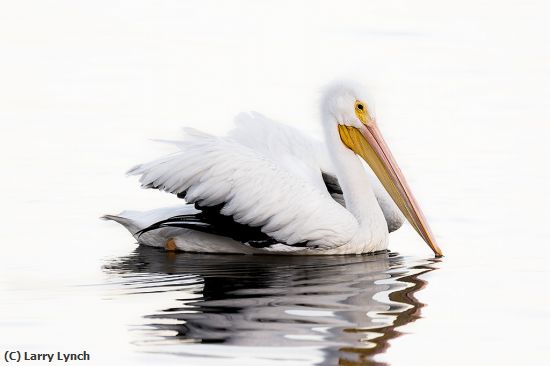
[103,247,438,365]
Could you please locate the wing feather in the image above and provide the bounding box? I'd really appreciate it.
[129,128,358,249]
[229,112,333,193]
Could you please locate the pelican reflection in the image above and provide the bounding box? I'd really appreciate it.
[104,247,437,365]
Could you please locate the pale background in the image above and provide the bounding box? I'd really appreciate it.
[0,1,549,365]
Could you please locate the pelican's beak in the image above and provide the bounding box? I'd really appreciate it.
[338,124,443,257]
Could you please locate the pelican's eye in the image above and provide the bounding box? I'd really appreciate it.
[354,100,371,125]
[355,100,366,114]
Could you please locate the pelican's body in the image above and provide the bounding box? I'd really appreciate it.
[105,83,442,256]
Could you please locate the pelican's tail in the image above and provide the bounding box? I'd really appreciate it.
[102,214,141,236]
[102,205,203,249]
[102,205,304,254]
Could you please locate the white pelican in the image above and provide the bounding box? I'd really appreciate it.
[104,83,442,256]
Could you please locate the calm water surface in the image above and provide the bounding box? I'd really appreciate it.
[103,248,437,365]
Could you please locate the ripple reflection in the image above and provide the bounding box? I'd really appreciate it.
[104,246,438,365]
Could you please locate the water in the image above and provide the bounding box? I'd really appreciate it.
[0,1,549,365]
[103,249,436,365]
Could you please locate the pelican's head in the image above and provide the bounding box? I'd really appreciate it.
[322,83,376,129]
[322,82,443,257]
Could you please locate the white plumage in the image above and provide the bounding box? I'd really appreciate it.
[229,112,403,229]
[129,127,358,249]
[104,83,419,255]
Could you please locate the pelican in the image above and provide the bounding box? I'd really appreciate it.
[104,83,442,256]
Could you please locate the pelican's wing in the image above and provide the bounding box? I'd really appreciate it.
[229,112,333,170]
[228,112,333,193]
[128,128,358,250]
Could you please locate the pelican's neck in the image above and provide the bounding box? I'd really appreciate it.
[323,118,387,238]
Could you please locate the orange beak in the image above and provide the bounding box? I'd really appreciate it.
[338,124,443,257]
